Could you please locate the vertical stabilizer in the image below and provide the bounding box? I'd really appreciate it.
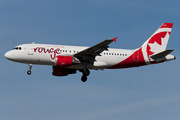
[141,23,173,64]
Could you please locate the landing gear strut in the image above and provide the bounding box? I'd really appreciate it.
[27,64,32,75]
[80,68,90,82]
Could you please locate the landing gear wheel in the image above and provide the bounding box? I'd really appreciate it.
[79,68,90,82]
[27,64,32,75]
[81,75,87,82]
[27,70,31,75]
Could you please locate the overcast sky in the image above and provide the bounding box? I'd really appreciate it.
[0,0,180,120]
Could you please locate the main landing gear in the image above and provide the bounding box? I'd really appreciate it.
[27,64,32,75]
[80,68,90,82]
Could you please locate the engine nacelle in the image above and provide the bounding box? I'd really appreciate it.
[52,66,76,76]
[56,55,80,67]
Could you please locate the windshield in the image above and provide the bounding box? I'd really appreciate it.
[13,47,22,50]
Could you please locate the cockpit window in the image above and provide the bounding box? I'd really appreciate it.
[13,47,18,50]
[13,47,22,50]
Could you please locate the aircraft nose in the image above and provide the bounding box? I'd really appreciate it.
[5,51,10,59]
[5,51,13,60]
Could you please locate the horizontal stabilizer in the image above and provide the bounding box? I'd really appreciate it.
[150,49,174,62]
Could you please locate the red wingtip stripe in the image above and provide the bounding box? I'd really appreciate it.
[112,37,118,42]
[160,23,173,28]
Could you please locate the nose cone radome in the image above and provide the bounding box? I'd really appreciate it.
[5,51,14,60]
[5,51,9,59]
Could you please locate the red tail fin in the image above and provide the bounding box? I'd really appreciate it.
[141,23,173,64]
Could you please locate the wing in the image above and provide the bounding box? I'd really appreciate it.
[74,37,117,64]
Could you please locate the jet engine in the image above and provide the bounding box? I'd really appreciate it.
[56,55,80,67]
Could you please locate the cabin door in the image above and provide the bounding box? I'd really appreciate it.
[28,43,34,55]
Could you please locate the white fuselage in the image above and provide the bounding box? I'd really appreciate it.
[5,43,135,69]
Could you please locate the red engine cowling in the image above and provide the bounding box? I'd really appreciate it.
[52,66,76,76]
[56,55,81,67]
[56,56,73,67]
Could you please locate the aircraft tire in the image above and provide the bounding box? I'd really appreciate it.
[81,75,87,82]
[27,70,31,75]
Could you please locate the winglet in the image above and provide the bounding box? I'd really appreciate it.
[112,37,118,42]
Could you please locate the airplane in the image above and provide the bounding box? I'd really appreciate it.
[5,23,175,82]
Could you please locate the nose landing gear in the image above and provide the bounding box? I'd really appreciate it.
[27,64,32,75]
[80,68,90,82]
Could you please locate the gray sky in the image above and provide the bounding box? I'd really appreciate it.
[0,0,180,120]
